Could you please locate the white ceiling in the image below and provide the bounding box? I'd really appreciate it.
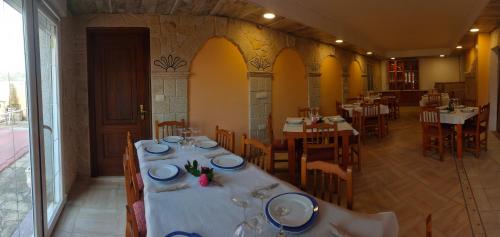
[248,0,490,57]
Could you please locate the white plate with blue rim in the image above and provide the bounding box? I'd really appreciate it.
[265,192,319,233]
[328,116,345,123]
[210,154,245,170]
[195,140,218,149]
[147,164,180,182]
[144,143,170,154]
[163,136,184,143]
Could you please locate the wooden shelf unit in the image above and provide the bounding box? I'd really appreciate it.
[387,59,419,90]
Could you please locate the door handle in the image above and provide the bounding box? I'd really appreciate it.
[139,104,147,120]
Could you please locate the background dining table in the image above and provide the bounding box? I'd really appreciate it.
[342,104,390,117]
[282,116,358,186]
[438,106,479,159]
[135,136,398,237]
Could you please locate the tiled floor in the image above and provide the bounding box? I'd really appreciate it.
[53,107,500,237]
[52,178,125,237]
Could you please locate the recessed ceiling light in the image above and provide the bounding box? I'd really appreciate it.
[470,28,479,33]
[456,45,463,49]
[262,13,276,19]
[390,57,395,60]
[335,39,343,43]
[440,54,445,58]
[366,51,373,55]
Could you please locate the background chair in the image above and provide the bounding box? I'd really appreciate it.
[126,132,143,194]
[241,134,273,173]
[215,125,235,153]
[298,107,319,117]
[464,103,489,157]
[360,103,382,142]
[419,107,452,161]
[155,119,185,142]
[267,114,288,172]
[302,123,339,163]
[123,145,146,237]
[300,157,353,209]
[426,93,442,107]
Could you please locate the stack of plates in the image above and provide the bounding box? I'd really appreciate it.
[147,164,180,182]
[210,154,245,170]
[144,144,170,154]
[195,140,218,149]
[265,192,319,233]
[162,136,184,143]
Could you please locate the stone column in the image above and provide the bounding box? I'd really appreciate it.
[151,71,189,138]
[307,72,321,108]
[248,71,272,142]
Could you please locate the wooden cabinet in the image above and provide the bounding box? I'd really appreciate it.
[388,59,419,90]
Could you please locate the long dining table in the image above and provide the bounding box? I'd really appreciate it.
[282,116,358,186]
[438,106,479,159]
[135,136,397,237]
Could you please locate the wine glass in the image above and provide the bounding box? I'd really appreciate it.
[252,187,271,234]
[275,206,289,237]
[231,194,254,237]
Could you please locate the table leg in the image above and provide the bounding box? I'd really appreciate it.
[342,134,350,168]
[456,124,463,159]
[287,137,297,185]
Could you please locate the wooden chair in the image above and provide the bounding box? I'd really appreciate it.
[387,97,398,120]
[426,214,432,237]
[267,114,288,173]
[359,103,382,142]
[336,100,350,121]
[302,123,339,163]
[346,97,360,103]
[155,119,185,142]
[426,93,442,107]
[300,157,353,209]
[126,132,144,194]
[215,125,235,153]
[464,103,489,157]
[241,134,273,173]
[123,146,146,237]
[298,107,319,117]
[419,107,453,161]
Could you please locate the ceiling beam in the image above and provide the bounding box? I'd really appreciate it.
[170,0,181,15]
[210,0,225,15]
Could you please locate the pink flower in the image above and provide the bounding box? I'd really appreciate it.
[199,174,209,187]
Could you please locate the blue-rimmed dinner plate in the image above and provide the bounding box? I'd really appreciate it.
[145,144,170,154]
[147,165,180,182]
[162,136,184,143]
[265,192,319,233]
[210,154,245,170]
[195,140,218,149]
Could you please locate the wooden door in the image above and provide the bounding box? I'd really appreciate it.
[88,28,151,176]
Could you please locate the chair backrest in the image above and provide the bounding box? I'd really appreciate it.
[123,147,139,205]
[267,113,274,143]
[298,107,319,117]
[215,125,235,152]
[126,132,142,197]
[335,101,343,116]
[241,134,272,172]
[302,123,339,162]
[352,110,362,131]
[300,158,353,209]
[419,107,442,136]
[427,93,442,106]
[477,103,490,130]
[426,214,432,237]
[155,119,185,142]
[362,103,380,117]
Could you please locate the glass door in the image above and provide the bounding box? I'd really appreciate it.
[37,4,62,233]
[0,1,36,236]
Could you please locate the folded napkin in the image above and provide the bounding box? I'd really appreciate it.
[330,223,352,237]
[154,183,189,193]
[330,211,398,237]
[143,153,176,161]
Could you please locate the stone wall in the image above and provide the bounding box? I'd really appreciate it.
[61,14,374,176]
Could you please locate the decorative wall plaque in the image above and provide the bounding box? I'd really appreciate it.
[154,55,187,72]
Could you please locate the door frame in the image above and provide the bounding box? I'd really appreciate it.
[87,27,152,177]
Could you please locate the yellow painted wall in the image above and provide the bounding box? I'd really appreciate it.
[349,62,363,97]
[477,33,491,105]
[371,61,382,91]
[319,56,342,115]
[189,37,248,153]
[272,48,307,139]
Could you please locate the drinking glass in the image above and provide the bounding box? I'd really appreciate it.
[231,194,254,237]
[275,206,289,237]
[252,188,271,234]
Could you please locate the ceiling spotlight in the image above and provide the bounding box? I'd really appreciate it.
[366,51,373,55]
[470,28,479,33]
[335,39,343,43]
[456,45,463,49]
[440,54,445,58]
[262,12,276,19]
[390,57,395,60]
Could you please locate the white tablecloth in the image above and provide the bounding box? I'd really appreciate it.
[136,138,398,237]
[283,116,359,135]
[419,93,450,107]
[341,104,390,117]
[438,107,478,124]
